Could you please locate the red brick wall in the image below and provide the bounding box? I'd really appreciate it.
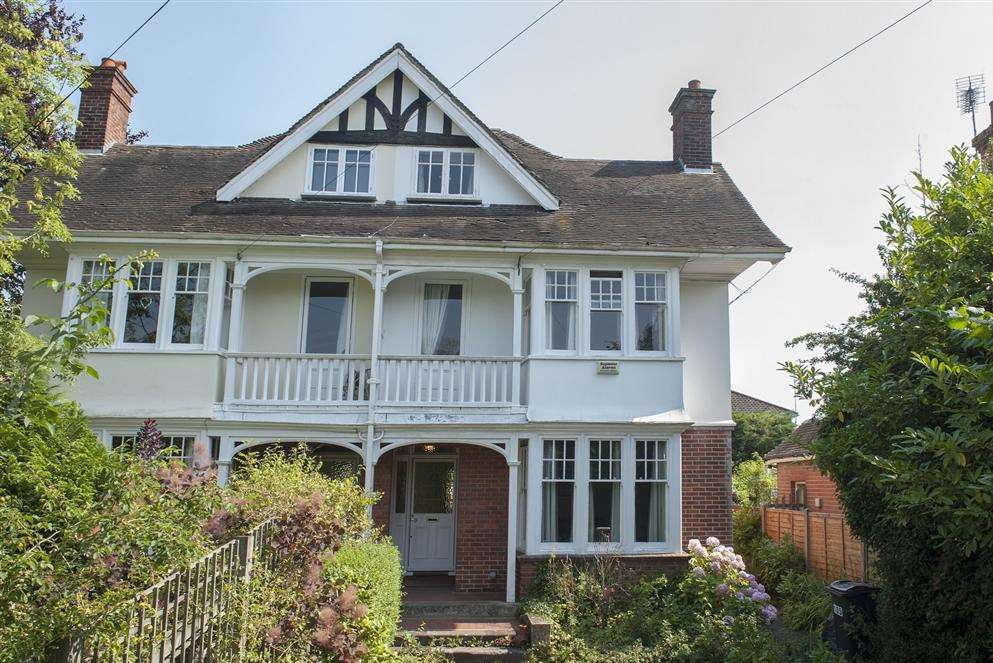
[75,60,135,151]
[681,426,733,546]
[670,85,714,169]
[775,460,843,515]
[516,553,689,599]
[371,450,394,533]
[454,446,508,593]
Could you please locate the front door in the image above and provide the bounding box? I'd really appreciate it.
[395,457,456,572]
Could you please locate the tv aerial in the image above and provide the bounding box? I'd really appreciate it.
[956,74,986,137]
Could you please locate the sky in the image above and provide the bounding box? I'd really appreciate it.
[64,0,993,419]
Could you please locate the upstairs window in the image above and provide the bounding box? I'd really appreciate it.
[545,270,577,351]
[309,147,372,194]
[416,149,476,197]
[421,283,464,355]
[635,272,667,352]
[590,270,623,351]
[123,261,163,344]
[80,259,115,326]
[171,261,211,345]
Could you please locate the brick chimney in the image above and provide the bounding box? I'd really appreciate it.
[668,79,715,171]
[75,58,137,152]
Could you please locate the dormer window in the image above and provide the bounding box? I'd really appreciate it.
[307,146,373,196]
[415,149,476,198]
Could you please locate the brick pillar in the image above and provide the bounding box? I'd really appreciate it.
[681,426,733,547]
[454,446,508,593]
[75,58,137,152]
[371,450,394,532]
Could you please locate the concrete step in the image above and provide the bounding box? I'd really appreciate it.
[402,601,518,619]
[432,646,526,662]
[398,617,526,647]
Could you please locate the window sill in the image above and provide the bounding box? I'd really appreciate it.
[404,197,482,206]
[301,193,377,203]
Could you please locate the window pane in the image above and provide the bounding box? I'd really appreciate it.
[356,163,370,193]
[81,259,114,326]
[343,160,357,192]
[311,162,325,191]
[412,461,455,513]
[541,482,574,543]
[305,281,350,353]
[545,301,576,350]
[172,262,210,344]
[323,162,339,191]
[636,302,665,351]
[590,310,622,351]
[394,460,408,513]
[417,163,431,193]
[589,482,620,542]
[635,482,666,542]
[430,163,443,193]
[123,262,163,344]
[448,164,461,195]
[461,163,474,194]
[421,284,463,355]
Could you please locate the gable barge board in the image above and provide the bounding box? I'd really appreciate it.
[309,130,476,148]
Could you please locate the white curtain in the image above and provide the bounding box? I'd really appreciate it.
[422,284,450,355]
[190,293,209,344]
[647,483,666,542]
[335,296,349,353]
[542,483,557,542]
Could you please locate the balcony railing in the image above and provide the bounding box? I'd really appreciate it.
[223,354,521,407]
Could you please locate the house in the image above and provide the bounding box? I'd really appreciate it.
[16,44,788,603]
[730,390,796,418]
[974,101,993,164]
[763,419,841,515]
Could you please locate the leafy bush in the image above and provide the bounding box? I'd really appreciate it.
[732,456,776,508]
[731,411,796,466]
[777,571,831,634]
[782,148,993,659]
[732,507,764,556]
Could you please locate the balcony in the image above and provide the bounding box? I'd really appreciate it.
[223,353,521,407]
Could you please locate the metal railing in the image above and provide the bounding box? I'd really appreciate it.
[53,519,275,663]
[223,353,522,407]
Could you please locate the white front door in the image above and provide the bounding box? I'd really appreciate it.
[405,458,456,572]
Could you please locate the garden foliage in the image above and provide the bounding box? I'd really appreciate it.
[731,411,795,466]
[731,455,776,508]
[782,148,993,660]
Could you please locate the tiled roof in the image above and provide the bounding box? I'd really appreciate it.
[32,129,787,253]
[764,418,820,461]
[730,390,796,416]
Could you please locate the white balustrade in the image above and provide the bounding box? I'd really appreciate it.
[223,354,521,407]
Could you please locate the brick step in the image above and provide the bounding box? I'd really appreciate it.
[402,601,518,619]
[396,617,527,646]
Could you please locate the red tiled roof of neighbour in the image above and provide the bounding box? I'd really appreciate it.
[764,418,820,462]
[730,390,796,416]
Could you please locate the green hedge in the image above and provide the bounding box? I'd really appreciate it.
[325,541,402,661]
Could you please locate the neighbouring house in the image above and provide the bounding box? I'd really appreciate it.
[763,419,840,515]
[15,44,788,603]
[974,101,993,165]
[730,390,796,418]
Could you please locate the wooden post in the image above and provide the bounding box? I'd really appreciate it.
[236,531,256,658]
[511,270,524,406]
[804,508,811,572]
[822,515,829,578]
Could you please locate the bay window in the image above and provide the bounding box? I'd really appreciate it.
[415,149,476,197]
[635,439,667,543]
[588,439,621,543]
[541,439,575,543]
[545,270,576,351]
[635,272,667,352]
[589,270,623,351]
[171,261,211,345]
[123,261,163,344]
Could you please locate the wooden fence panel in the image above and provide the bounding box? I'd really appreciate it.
[763,506,864,582]
[54,518,275,663]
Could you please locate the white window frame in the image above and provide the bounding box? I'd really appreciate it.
[304,144,375,197]
[79,258,116,327]
[526,433,681,555]
[543,269,578,355]
[588,438,623,548]
[632,270,668,355]
[539,437,578,548]
[410,148,479,199]
[588,270,624,355]
[120,259,166,348]
[415,277,470,357]
[166,260,213,349]
[106,431,208,462]
[298,276,355,355]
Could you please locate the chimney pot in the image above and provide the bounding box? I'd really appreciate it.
[75,59,137,152]
[668,80,715,171]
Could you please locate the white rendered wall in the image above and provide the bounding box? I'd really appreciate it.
[680,279,732,424]
[20,265,66,330]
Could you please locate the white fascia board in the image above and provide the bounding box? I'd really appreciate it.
[395,58,559,211]
[215,52,401,202]
[216,48,560,211]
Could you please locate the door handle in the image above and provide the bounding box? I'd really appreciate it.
[427,517,438,522]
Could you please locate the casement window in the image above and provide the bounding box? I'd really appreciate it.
[518,439,529,549]
[545,270,577,351]
[589,439,622,543]
[589,270,623,351]
[110,434,218,462]
[541,439,575,543]
[308,147,372,195]
[634,440,667,543]
[303,279,351,354]
[421,283,464,355]
[220,265,234,350]
[791,481,807,506]
[80,259,115,325]
[123,261,164,344]
[634,272,667,352]
[415,149,476,197]
[171,261,211,345]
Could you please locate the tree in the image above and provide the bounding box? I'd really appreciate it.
[0,0,86,277]
[731,411,795,466]
[732,455,776,509]
[783,147,993,661]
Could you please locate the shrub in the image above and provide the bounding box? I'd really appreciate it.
[777,571,831,634]
[744,535,805,595]
[732,506,764,558]
[732,456,776,508]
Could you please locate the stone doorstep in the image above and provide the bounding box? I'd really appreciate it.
[430,646,526,662]
[397,617,527,646]
[402,601,519,619]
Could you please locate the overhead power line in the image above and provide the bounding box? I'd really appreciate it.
[729,261,781,306]
[4,0,173,162]
[236,0,565,258]
[713,0,934,139]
